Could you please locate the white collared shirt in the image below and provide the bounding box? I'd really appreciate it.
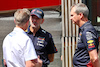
[3,27,37,67]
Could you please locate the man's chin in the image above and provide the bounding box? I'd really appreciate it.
[73,22,75,24]
[31,25,39,29]
[31,25,36,28]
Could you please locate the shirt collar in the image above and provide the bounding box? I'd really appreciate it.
[14,27,25,33]
[79,20,91,31]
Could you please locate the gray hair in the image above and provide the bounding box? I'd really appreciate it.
[71,3,89,18]
[14,8,30,25]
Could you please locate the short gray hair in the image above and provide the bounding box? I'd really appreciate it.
[14,8,30,25]
[71,3,89,18]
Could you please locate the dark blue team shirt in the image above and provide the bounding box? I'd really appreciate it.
[73,21,99,67]
[26,26,58,67]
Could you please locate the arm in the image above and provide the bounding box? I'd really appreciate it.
[48,53,54,62]
[26,57,42,67]
[35,56,43,67]
[89,49,100,67]
[82,31,100,67]
[47,34,57,62]
[3,59,7,67]
[61,55,63,61]
[25,39,39,67]
[26,59,37,67]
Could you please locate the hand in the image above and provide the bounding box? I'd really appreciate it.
[3,59,7,67]
[61,55,62,61]
[35,56,43,67]
[29,16,34,27]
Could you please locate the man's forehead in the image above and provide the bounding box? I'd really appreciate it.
[71,7,76,13]
[31,15,39,18]
[71,6,75,11]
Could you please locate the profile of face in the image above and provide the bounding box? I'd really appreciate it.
[30,15,43,28]
[26,21,29,29]
[70,7,80,25]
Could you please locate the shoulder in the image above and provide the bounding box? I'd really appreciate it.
[82,23,97,35]
[3,32,13,41]
[41,28,52,38]
[82,27,98,39]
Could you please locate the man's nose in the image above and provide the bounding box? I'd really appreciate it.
[32,18,37,22]
[70,17,72,20]
[70,16,73,20]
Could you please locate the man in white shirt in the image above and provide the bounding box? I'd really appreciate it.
[2,8,42,67]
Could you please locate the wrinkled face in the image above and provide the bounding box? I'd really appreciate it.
[26,21,29,29]
[24,20,29,31]
[70,7,80,25]
[30,15,43,28]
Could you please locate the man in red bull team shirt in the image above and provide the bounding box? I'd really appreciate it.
[70,3,100,67]
[26,8,58,67]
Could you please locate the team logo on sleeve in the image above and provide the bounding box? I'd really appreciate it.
[87,40,94,43]
[87,40,95,48]
[86,32,93,40]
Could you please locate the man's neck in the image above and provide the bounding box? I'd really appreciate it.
[16,25,25,31]
[79,18,88,27]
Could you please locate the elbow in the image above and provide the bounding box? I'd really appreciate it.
[48,54,54,62]
[50,58,54,62]
[50,60,53,62]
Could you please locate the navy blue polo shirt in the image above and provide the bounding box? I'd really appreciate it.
[73,21,99,67]
[26,26,58,67]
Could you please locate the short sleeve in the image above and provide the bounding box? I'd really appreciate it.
[46,34,58,54]
[2,37,8,60]
[24,38,37,61]
[82,31,96,51]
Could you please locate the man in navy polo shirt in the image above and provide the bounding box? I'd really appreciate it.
[70,3,100,67]
[26,8,58,67]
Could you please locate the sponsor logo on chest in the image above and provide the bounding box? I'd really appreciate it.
[37,37,45,47]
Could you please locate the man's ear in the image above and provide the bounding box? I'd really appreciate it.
[79,13,84,19]
[29,16,31,22]
[41,19,44,24]
[14,19,16,24]
[26,20,29,25]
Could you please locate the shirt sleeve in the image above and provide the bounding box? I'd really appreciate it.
[24,38,37,61]
[46,34,58,54]
[82,31,97,51]
[2,37,7,60]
